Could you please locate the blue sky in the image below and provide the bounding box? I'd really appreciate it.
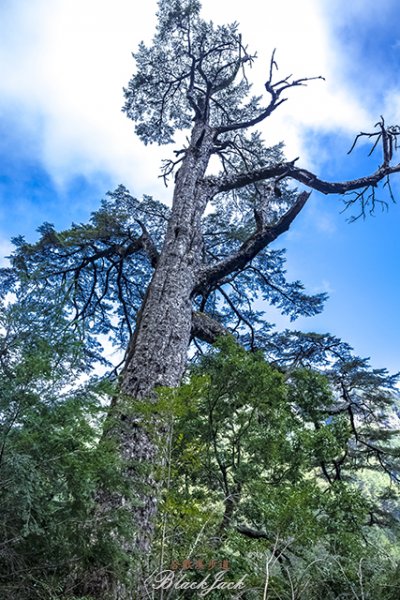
[0,0,399,372]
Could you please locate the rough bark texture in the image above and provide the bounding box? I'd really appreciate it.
[122,124,215,398]
[191,311,228,343]
[84,124,216,598]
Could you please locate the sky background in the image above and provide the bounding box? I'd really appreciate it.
[0,0,399,372]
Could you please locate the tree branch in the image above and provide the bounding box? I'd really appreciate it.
[191,311,229,344]
[237,525,294,563]
[135,220,160,268]
[195,191,310,292]
[237,524,269,539]
[216,49,324,135]
[217,285,256,349]
[206,159,400,196]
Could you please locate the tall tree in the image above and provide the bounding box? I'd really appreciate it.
[3,0,400,595]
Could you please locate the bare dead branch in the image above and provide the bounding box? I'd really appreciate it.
[216,50,324,135]
[160,153,186,186]
[206,155,400,197]
[348,116,400,168]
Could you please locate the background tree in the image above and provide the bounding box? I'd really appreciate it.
[2,0,400,595]
[151,336,400,598]
[0,287,126,599]
[0,300,399,598]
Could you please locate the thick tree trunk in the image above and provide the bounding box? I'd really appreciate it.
[83,124,214,599]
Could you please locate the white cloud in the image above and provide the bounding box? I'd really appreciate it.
[201,0,373,165]
[0,0,167,198]
[0,0,390,202]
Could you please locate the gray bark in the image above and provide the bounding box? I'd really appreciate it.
[191,311,228,344]
[83,123,216,598]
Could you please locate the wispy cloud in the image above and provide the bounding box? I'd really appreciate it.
[0,0,167,199]
[0,0,391,202]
